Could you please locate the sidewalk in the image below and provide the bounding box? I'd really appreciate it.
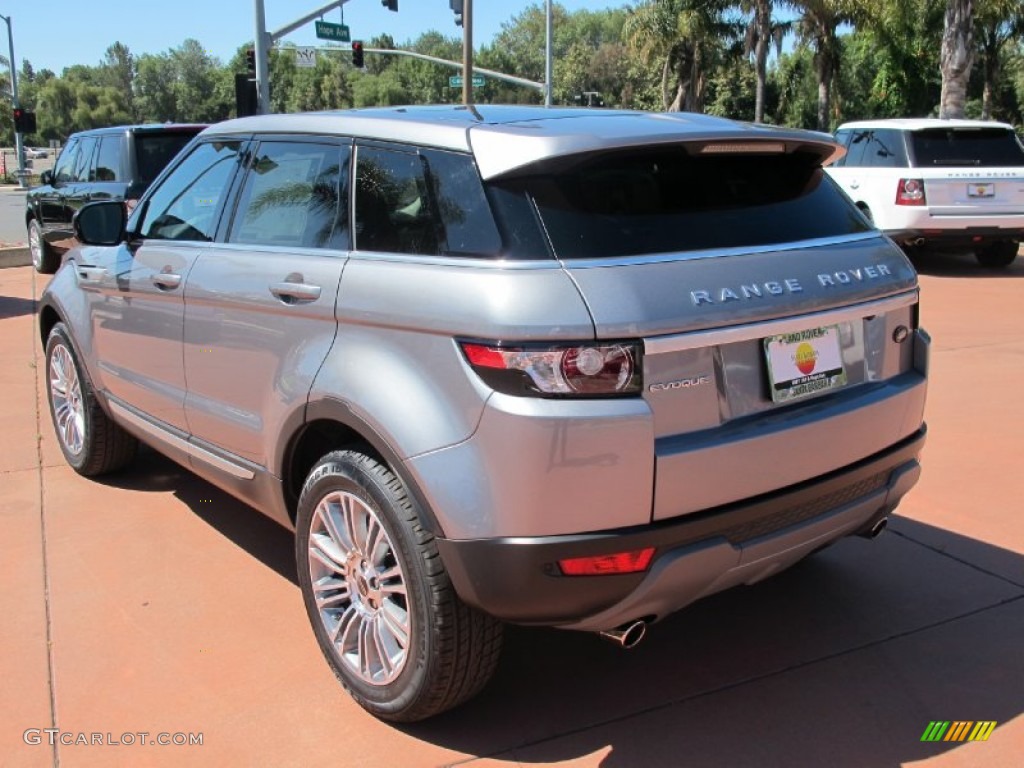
[1,262,1022,767]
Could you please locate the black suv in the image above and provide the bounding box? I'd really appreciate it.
[26,123,206,273]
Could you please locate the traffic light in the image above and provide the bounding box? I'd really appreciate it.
[351,41,364,68]
[450,0,463,27]
[13,108,36,134]
[245,48,256,75]
[382,0,398,10]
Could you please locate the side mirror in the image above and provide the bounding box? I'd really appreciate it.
[74,201,127,246]
[40,169,53,185]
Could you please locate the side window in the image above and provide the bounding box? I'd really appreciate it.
[138,140,243,242]
[94,136,122,182]
[228,141,348,250]
[843,130,870,167]
[869,129,907,168]
[72,137,98,182]
[421,149,502,257]
[53,139,81,184]
[355,146,439,255]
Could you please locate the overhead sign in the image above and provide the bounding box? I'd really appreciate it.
[449,75,485,88]
[315,21,350,42]
[295,47,317,68]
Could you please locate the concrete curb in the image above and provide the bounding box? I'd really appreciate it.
[0,247,31,269]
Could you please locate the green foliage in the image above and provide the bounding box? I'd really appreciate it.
[5,1,1024,148]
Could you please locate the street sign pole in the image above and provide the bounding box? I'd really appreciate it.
[254,0,349,115]
[462,0,473,106]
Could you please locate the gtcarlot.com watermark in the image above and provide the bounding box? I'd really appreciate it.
[24,729,203,747]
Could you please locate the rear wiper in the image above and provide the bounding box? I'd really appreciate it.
[931,159,981,166]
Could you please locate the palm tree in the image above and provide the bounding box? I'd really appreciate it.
[790,0,853,132]
[742,1,789,123]
[623,0,732,112]
[938,0,974,119]
[974,0,1024,119]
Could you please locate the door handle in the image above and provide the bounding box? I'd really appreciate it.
[151,272,182,289]
[269,282,321,303]
[77,266,108,284]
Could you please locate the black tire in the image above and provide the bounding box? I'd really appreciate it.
[296,450,503,722]
[976,241,1018,269]
[29,218,61,274]
[44,323,138,476]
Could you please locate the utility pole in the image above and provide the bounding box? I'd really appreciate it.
[462,0,473,106]
[0,13,25,189]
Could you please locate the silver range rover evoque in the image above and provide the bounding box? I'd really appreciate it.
[38,106,929,721]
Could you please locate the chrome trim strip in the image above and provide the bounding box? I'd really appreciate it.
[645,291,918,355]
[559,232,884,269]
[108,401,256,481]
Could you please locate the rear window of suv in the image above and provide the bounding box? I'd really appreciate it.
[135,132,201,185]
[910,128,1024,167]
[492,147,870,260]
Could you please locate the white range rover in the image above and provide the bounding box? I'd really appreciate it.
[826,118,1024,268]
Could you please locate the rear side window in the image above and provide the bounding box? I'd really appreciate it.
[72,137,98,183]
[354,145,501,257]
[94,136,122,182]
[910,128,1024,167]
[502,148,870,260]
[134,131,200,185]
[228,141,348,250]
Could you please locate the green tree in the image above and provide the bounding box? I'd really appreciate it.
[623,0,733,111]
[974,0,1024,119]
[790,0,854,130]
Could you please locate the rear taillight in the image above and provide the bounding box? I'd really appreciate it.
[460,341,642,397]
[895,178,925,206]
[559,548,656,576]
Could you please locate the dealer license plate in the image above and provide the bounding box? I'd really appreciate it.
[967,183,995,198]
[764,325,847,404]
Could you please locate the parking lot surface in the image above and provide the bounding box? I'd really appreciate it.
[1,255,1022,767]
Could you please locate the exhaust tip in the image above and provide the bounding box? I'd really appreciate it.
[862,517,888,539]
[598,620,647,649]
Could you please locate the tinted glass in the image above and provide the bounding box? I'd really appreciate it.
[138,140,242,242]
[843,131,870,167]
[94,136,122,182]
[864,129,908,168]
[830,130,852,167]
[135,132,201,185]
[422,149,501,257]
[910,128,1024,167]
[52,139,80,184]
[355,147,439,255]
[228,141,348,249]
[72,137,97,182]
[505,148,871,260]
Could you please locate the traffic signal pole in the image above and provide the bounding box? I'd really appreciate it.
[0,13,26,188]
[253,0,349,114]
[462,0,473,106]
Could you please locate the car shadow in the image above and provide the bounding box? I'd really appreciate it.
[909,247,1024,278]
[94,449,1024,767]
[0,294,36,319]
[92,446,298,585]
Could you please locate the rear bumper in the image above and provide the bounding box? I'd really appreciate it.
[436,426,926,631]
[886,225,1024,249]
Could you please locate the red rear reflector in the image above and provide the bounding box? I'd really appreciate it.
[461,343,507,369]
[559,547,655,576]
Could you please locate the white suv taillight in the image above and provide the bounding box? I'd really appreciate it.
[895,178,926,206]
[460,341,642,397]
